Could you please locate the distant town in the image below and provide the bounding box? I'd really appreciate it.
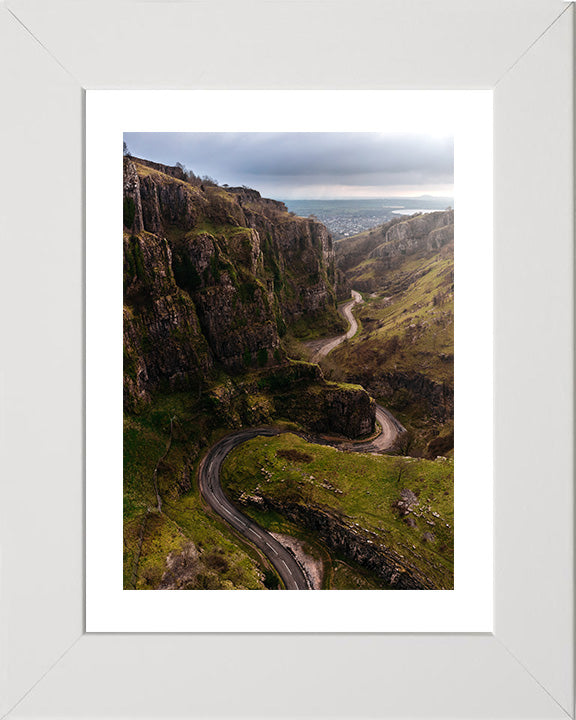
[284,198,454,240]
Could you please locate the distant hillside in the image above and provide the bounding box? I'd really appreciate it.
[337,210,453,292]
[332,210,454,457]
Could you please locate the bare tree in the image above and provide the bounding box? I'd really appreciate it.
[393,429,416,457]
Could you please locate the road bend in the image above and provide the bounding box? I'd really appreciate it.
[308,289,364,361]
[309,289,406,451]
[198,427,311,590]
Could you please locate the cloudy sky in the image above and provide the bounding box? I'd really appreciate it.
[123,132,453,200]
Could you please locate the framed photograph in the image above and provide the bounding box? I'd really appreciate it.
[86,90,492,633]
[1,0,573,718]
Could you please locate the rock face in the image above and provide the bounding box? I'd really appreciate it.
[123,232,213,409]
[336,210,454,292]
[276,380,376,438]
[123,157,343,407]
[197,361,375,440]
[370,210,454,264]
[356,371,453,422]
[248,498,437,589]
[334,267,352,301]
[336,215,407,274]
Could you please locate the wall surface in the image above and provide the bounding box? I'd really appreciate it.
[494,7,574,714]
[0,1,572,718]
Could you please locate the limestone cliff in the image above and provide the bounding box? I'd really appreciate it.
[369,210,454,263]
[241,497,437,589]
[206,361,376,439]
[336,210,453,292]
[123,156,344,409]
[123,230,213,409]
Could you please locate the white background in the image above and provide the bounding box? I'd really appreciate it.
[86,90,494,633]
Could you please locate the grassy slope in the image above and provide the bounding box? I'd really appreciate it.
[222,433,454,589]
[331,244,454,383]
[124,394,267,590]
[324,242,454,457]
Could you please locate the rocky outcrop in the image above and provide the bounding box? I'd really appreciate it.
[224,186,288,215]
[276,381,376,439]
[353,370,453,421]
[321,384,375,437]
[244,498,438,589]
[335,211,453,293]
[336,216,406,273]
[131,156,188,181]
[123,157,343,406]
[372,210,454,262]
[205,361,376,439]
[158,540,263,590]
[335,267,351,301]
[123,159,145,234]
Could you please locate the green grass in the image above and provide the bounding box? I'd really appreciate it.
[180,221,252,242]
[133,160,200,191]
[221,433,454,589]
[286,307,346,341]
[123,398,268,590]
[321,240,454,457]
[124,418,166,519]
[330,560,391,589]
[332,249,454,383]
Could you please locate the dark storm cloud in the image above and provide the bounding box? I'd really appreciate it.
[123,132,453,197]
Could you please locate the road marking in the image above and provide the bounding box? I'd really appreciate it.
[265,541,278,555]
[281,559,293,577]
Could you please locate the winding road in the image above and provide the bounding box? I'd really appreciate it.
[307,289,364,361]
[199,289,405,590]
[199,428,311,589]
[306,289,406,452]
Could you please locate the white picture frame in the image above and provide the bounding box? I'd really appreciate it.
[86,89,493,633]
[0,1,573,718]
